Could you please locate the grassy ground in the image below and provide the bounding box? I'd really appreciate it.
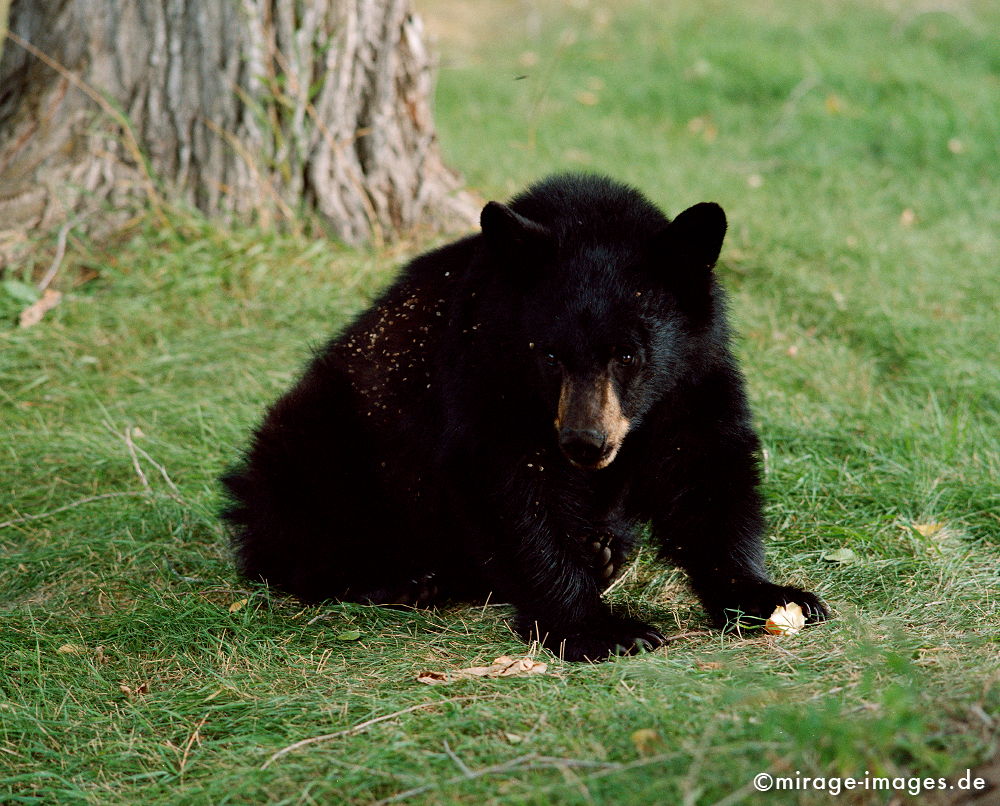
[2,1,998,803]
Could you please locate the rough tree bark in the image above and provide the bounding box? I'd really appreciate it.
[0,0,476,248]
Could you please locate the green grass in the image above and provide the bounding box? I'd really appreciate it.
[2,1,998,803]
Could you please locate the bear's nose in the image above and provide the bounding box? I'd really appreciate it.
[558,428,607,467]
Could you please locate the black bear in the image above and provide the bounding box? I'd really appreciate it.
[221,173,828,661]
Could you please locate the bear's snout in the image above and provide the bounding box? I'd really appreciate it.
[558,427,608,468]
[555,373,631,470]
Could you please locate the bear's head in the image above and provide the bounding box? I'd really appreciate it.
[479,176,727,471]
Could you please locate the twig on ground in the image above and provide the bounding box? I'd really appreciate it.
[443,740,474,778]
[129,437,183,498]
[0,492,150,530]
[111,423,185,503]
[663,631,711,644]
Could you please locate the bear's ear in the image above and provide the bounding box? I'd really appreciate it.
[480,202,553,262]
[654,202,727,274]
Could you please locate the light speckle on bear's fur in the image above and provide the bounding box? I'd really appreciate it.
[221,173,828,662]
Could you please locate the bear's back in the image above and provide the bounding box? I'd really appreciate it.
[328,235,479,435]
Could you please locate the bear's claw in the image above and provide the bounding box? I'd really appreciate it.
[585,534,619,582]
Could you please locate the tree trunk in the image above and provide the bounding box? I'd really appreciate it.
[0,0,476,249]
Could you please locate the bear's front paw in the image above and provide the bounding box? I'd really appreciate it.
[354,573,440,608]
[527,616,665,663]
[708,581,828,630]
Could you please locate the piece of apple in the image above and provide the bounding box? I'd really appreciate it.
[765,602,806,636]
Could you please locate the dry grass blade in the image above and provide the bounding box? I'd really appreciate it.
[261,695,494,769]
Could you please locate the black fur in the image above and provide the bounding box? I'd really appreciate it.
[221,174,828,661]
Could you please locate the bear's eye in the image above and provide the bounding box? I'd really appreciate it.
[618,352,634,366]
[544,352,559,367]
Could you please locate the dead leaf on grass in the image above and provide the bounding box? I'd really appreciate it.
[824,93,844,114]
[696,661,723,671]
[688,116,718,143]
[823,547,858,563]
[417,655,548,685]
[228,598,249,613]
[631,728,664,756]
[120,682,150,698]
[913,522,945,538]
[57,643,86,655]
[19,289,62,328]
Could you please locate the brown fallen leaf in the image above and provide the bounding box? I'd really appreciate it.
[19,288,62,328]
[228,598,249,613]
[913,522,944,538]
[631,728,663,757]
[696,660,723,671]
[417,655,548,685]
[687,116,719,143]
[120,681,150,698]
